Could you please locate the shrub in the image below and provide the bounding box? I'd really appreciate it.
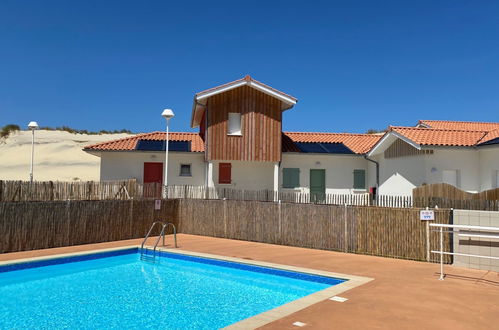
[0,124,20,138]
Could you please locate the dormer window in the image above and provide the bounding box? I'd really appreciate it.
[228,113,242,135]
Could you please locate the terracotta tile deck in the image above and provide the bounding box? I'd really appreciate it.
[1,234,498,329]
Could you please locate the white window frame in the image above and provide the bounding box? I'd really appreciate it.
[179,163,192,177]
[228,112,242,136]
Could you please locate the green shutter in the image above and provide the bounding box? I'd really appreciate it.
[283,168,300,188]
[353,169,366,189]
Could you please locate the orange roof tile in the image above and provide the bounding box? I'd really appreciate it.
[418,120,499,131]
[283,132,382,154]
[83,132,205,152]
[479,128,499,144]
[390,126,488,147]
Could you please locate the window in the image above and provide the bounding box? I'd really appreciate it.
[219,163,232,184]
[179,164,191,177]
[228,113,242,135]
[353,169,366,189]
[283,168,300,188]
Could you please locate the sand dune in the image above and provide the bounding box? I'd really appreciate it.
[0,130,131,181]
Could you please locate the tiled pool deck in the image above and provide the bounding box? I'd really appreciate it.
[1,234,498,329]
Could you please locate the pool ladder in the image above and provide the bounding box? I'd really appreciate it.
[140,221,177,262]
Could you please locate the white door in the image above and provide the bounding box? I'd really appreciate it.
[442,170,458,187]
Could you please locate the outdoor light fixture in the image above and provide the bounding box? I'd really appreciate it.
[161,109,174,198]
[161,109,175,120]
[27,121,39,183]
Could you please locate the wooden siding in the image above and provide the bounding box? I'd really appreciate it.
[205,85,283,162]
[384,139,433,159]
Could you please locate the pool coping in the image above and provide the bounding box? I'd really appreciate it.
[154,247,373,329]
[0,245,373,329]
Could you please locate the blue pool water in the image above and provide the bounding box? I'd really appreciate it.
[0,249,344,329]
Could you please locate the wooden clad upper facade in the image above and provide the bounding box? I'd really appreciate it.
[205,85,284,161]
[191,76,297,162]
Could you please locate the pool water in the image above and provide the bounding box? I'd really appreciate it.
[0,249,344,329]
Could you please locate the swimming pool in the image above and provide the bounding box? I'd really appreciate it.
[0,248,346,329]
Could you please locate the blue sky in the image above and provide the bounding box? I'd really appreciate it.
[1,1,498,134]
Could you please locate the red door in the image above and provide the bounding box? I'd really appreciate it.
[143,162,163,198]
[144,162,163,183]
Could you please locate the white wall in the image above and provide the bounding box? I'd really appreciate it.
[372,152,426,196]
[280,153,368,194]
[210,160,276,190]
[99,151,205,185]
[373,147,482,196]
[97,144,499,195]
[424,149,480,192]
[479,146,499,190]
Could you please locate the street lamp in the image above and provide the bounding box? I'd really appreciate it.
[27,121,39,183]
[161,109,174,198]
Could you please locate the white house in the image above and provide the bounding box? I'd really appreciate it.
[367,120,499,196]
[83,76,499,198]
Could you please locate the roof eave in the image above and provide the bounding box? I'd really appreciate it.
[191,78,297,127]
[367,131,421,157]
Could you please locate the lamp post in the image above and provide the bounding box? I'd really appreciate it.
[27,121,39,183]
[161,109,174,198]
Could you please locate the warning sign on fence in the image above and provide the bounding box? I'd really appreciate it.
[420,209,434,221]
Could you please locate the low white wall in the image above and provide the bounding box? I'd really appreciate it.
[99,151,205,185]
[453,209,499,272]
[280,153,368,194]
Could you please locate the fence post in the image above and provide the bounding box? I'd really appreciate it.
[344,203,348,253]
[0,180,3,202]
[278,200,282,244]
[426,212,430,262]
[223,198,227,238]
[49,181,54,201]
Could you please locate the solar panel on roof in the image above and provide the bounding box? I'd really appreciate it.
[479,137,499,146]
[135,140,191,152]
[320,143,354,154]
[295,142,353,154]
[295,142,327,153]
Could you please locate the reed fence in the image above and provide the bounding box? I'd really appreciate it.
[413,183,499,201]
[413,183,499,210]
[165,185,413,208]
[1,198,452,263]
[176,199,452,263]
[1,180,413,208]
[0,180,144,201]
[414,197,499,211]
[0,199,178,253]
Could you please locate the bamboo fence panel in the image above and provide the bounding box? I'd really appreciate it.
[414,183,499,204]
[0,199,178,253]
[176,199,451,262]
[1,198,453,263]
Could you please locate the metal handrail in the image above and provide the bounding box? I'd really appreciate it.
[429,223,499,280]
[140,221,178,262]
[164,222,178,248]
[140,221,166,250]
